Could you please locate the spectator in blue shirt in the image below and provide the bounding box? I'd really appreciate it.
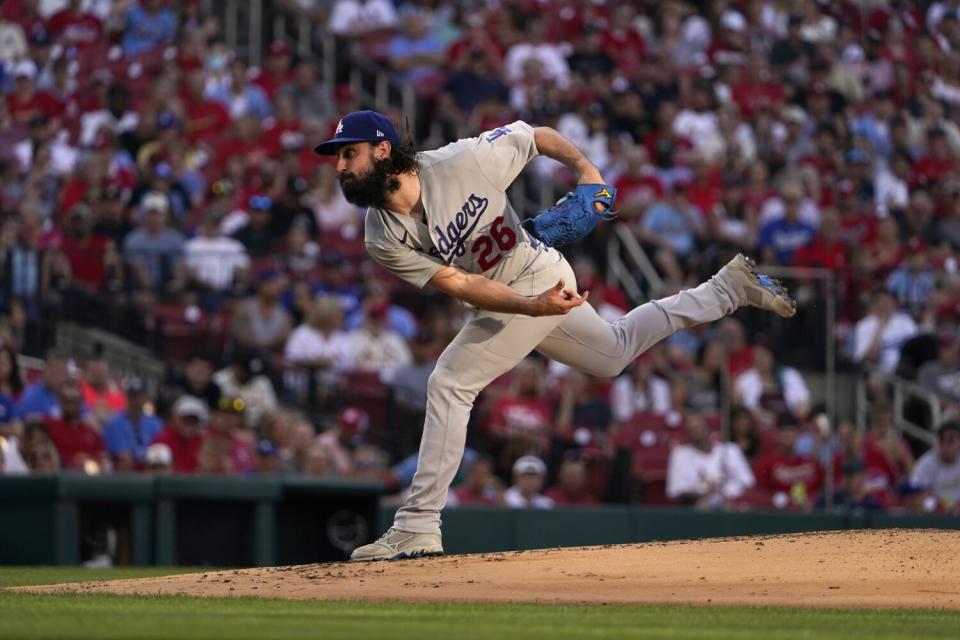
[102,378,163,471]
[885,243,936,316]
[343,281,417,340]
[17,351,70,421]
[122,0,176,57]
[387,12,446,85]
[757,191,816,264]
[123,192,186,293]
[639,184,705,284]
[286,252,363,322]
[209,59,273,121]
[439,51,509,116]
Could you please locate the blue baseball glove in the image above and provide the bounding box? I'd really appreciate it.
[522,184,617,247]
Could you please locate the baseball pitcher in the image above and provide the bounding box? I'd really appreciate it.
[314,110,795,561]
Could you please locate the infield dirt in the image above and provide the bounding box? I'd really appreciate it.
[24,529,960,609]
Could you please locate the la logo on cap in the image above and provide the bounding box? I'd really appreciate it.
[335,119,344,135]
[376,130,384,137]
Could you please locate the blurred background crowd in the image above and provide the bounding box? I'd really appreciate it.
[0,0,959,516]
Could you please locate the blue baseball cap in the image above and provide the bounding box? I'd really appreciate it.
[314,110,400,155]
[256,439,278,457]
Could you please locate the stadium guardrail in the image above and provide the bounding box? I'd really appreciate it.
[857,369,941,449]
[0,474,384,567]
[2,474,957,567]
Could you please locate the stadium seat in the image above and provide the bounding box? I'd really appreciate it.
[340,370,390,433]
[147,304,230,364]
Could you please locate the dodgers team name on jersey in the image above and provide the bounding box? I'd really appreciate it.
[364,120,553,290]
[433,193,489,264]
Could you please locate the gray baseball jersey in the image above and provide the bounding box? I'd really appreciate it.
[364,121,559,290]
[359,122,752,537]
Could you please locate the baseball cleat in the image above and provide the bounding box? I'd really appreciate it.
[350,528,444,562]
[722,254,797,318]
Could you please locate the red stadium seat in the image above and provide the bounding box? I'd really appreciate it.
[757,427,779,455]
[147,304,229,364]
[341,369,390,433]
[705,414,722,434]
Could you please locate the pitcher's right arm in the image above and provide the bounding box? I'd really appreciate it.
[427,265,588,317]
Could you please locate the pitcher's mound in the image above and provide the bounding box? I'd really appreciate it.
[28,529,960,609]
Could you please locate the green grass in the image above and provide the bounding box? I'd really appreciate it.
[0,566,202,588]
[1,568,958,640]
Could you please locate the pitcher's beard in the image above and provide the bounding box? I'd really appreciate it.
[338,160,401,209]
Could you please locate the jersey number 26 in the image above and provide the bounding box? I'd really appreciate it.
[472,216,517,271]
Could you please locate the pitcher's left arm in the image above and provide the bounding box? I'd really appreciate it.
[532,126,605,188]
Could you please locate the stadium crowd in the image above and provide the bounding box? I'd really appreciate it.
[0,0,959,515]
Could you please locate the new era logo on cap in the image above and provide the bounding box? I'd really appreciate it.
[314,110,400,155]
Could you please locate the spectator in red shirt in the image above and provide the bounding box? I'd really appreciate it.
[214,116,270,175]
[5,60,63,126]
[45,380,108,471]
[54,203,119,293]
[79,354,126,426]
[868,1,924,35]
[251,40,295,100]
[792,208,848,271]
[753,420,823,509]
[731,55,786,120]
[487,357,552,468]
[544,457,599,505]
[261,94,303,157]
[836,181,877,247]
[46,0,103,50]
[180,67,231,144]
[685,155,723,220]
[862,406,914,484]
[613,147,664,225]
[151,395,209,473]
[718,317,753,377]
[864,216,904,280]
[202,395,255,475]
[830,420,898,506]
[451,456,504,506]
[798,122,844,185]
[913,128,955,188]
[603,3,645,72]
[707,11,749,68]
[447,15,504,72]
[1,0,45,38]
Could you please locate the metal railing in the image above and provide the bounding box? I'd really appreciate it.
[208,0,264,65]
[606,225,664,304]
[267,1,417,130]
[54,323,167,393]
[857,370,940,448]
[347,62,417,122]
[758,265,838,415]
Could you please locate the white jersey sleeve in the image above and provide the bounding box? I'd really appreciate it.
[468,121,540,192]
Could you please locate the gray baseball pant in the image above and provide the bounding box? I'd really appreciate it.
[393,257,749,534]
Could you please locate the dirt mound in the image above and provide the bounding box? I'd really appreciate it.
[24,529,960,609]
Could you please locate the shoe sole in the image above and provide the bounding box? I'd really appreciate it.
[350,548,444,562]
[735,255,797,318]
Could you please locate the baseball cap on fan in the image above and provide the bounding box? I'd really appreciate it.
[314,110,400,155]
[513,455,547,477]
